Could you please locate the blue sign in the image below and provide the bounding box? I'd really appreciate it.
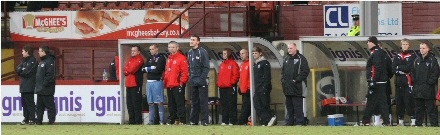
[325,6,349,28]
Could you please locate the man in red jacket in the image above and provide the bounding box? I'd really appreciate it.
[123,45,144,125]
[237,49,251,125]
[216,48,240,125]
[164,41,189,125]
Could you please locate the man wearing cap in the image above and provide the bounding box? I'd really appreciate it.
[361,36,391,126]
[348,14,360,36]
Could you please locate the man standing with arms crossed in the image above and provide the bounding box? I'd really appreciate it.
[188,35,210,126]
[123,45,144,125]
[16,45,38,125]
[281,43,310,126]
[142,44,166,125]
[164,41,188,125]
[217,48,240,125]
[362,36,391,126]
[392,38,416,126]
[35,45,56,125]
[237,49,251,125]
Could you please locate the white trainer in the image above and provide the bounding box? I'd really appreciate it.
[267,115,277,126]
[410,119,416,126]
[398,120,404,126]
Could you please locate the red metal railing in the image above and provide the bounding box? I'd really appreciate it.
[155,1,278,38]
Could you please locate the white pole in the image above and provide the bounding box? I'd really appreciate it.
[248,38,256,126]
[118,40,126,124]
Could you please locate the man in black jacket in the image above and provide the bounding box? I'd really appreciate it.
[188,35,210,126]
[392,38,416,126]
[35,45,56,125]
[281,43,310,126]
[109,55,119,81]
[142,44,166,125]
[252,46,275,126]
[372,42,394,126]
[16,45,38,125]
[361,36,391,126]
[411,42,439,127]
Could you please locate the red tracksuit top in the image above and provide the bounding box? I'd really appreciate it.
[115,56,120,80]
[216,58,239,88]
[239,60,250,94]
[123,55,144,87]
[163,52,188,88]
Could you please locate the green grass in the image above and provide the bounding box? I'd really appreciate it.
[2,124,440,135]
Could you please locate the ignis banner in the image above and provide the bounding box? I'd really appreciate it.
[324,3,402,36]
[10,9,189,41]
[1,85,121,123]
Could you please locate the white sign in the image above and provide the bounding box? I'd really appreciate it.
[324,3,402,36]
[1,85,121,123]
[10,9,189,41]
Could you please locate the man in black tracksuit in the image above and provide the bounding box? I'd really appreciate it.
[411,43,439,127]
[16,45,38,125]
[35,46,56,125]
[392,38,416,126]
[188,35,210,126]
[281,43,310,126]
[362,36,390,126]
[372,42,394,126]
[252,47,275,126]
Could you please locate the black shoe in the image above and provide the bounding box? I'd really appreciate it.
[28,120,35,125]
[202,123,208,126]
[167,119,175,125]
[35,122,43,125]
[48,122,55,125]
[178,118,186,125]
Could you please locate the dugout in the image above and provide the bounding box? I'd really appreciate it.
[296,35,440,124]
[118,37,285,125]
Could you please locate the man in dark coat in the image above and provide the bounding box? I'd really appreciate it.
[281,43,310,126]
[35,45,56,125]
[252,46,276,126]
[411,42,439,127]
[361,36,391,126]
[16,45,38,125]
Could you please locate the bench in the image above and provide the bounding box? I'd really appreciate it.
[329,103,440,126]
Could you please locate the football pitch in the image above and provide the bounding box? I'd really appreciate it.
[2,124,440,135]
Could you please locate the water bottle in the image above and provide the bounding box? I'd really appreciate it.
[103,68,108,80]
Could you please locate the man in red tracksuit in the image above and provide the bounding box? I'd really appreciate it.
[237,49,251,125]
[216,48,240,125]
[123,45,144,125]
[164,41,189,125]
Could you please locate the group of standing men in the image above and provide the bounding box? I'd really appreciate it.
[122,35,311,126]
[122,35,213,126]
[17,45,57,125]
[362,36,438,127]
[19,36,436,127]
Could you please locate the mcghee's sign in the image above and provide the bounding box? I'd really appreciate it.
[10,9,189,41]
[22,14,68,33]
